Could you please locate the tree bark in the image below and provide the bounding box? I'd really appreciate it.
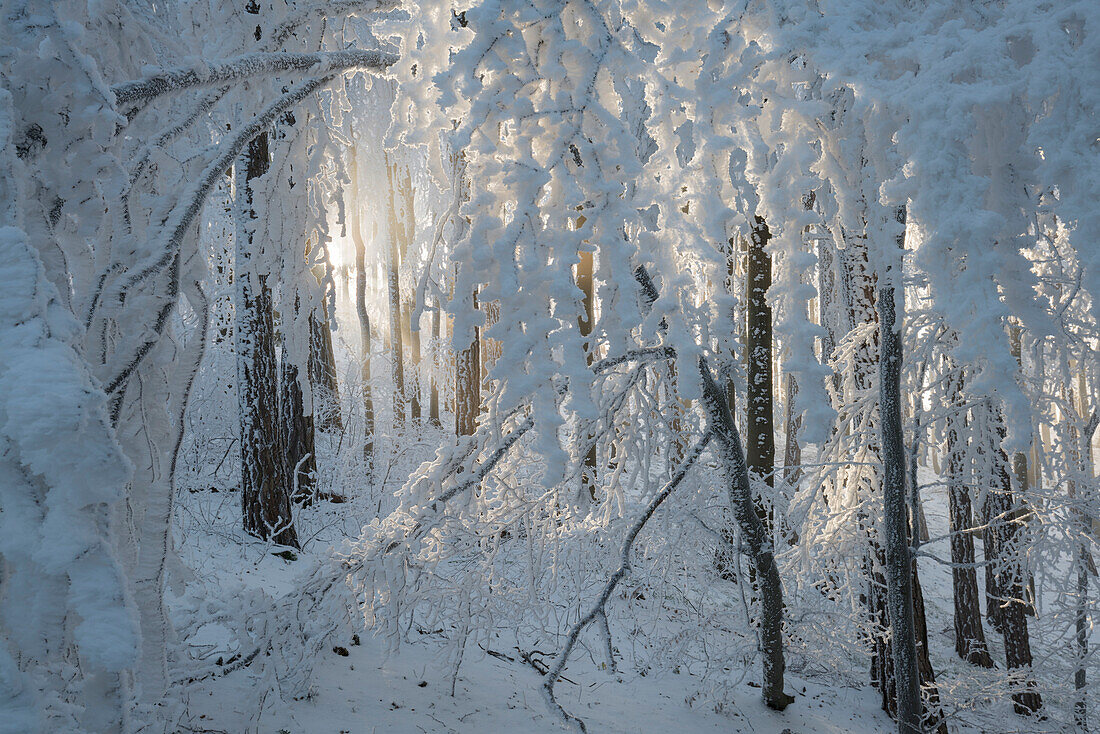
[308,303,342,432]
[455,287,480,437]
[878,207,921,734]
[385,155,406,427]
[944,366,994,667]
[281,351,316,502]
[577,247,597,501]
[1071,405,1096,728]
[429,299,442,427]
[407,300,422,422]
[747,216,775,531]
[236,134,298,548]
[991,412,1042,715]
[699,357,793,712]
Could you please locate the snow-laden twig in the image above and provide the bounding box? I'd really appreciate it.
[542,432,712,733]
[113,49,397,108]
[102,75,338,397]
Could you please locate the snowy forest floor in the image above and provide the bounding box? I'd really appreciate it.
[177,489,893,734]
[174,375,1083,733]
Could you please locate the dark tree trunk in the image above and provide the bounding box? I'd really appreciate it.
[878,206,921,734]
[455,287,480,437]
[577,248,597,501]
[699,357,792,712]
[406,301,422,422]
[945,367,994,667]
[746,216,775,530]
[236,132,298,549]
[994,418,1043,715]
[308,303,342,432]
[281,354,316,503]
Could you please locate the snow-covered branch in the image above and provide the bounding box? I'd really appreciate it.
[113,49,396,108]
[542,432,713,733]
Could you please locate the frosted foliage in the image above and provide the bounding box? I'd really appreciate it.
[1,0,1098,732]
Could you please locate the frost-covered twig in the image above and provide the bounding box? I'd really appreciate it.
[590,346,676,375]
[542,432,712,733]
[383,413,536,554]
[102,75,338,398]
[113,49,396,108]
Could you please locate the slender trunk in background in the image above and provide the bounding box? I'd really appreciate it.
[1072,401,1097,729]
[577,247,597,501]
[455,286,480,436]
[385,155,406,427]
[746,216,775,531]
[400,167,421,423]
[944,365,994,667]
[407,301,422,422]
[1008,326,1037,617]
[308,302,342,432]
[236,134,298,549]
[429,300,442,427]
[348,160,374,475]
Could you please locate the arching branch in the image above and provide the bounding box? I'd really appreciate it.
[112,49,396,108]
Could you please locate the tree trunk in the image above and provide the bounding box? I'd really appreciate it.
[455,287,480,436]
[944,366,994,667]
[407,301,422,422]
[1072,407,1097,728]
[349,155,374,475]
[236,134,298,548]
[878,207,921,734]
[577,247,597,501]
[385,155,406,427]
[699,356,793,711]
[992,412,1042,715]
[782,372,802,490]
[281,352,316,502]
[430,299,442,427]
[308,303,342,432]
[747,215,775,531]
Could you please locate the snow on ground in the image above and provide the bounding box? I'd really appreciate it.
[175,478,893,734]
[186,607,892,734]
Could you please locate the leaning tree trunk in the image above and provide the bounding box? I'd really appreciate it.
[236,134,298,548]
[746,215,775,532]
[699,357,793,712]
[944,364,994,667]
[634,263,790,711]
